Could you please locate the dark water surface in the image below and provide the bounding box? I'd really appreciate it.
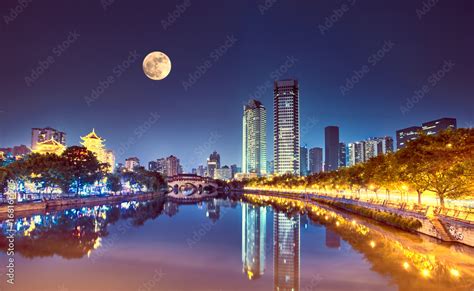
[0,196,473,291]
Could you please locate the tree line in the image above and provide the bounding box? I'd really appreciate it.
[248,129,474,206]
[0,146,166,195]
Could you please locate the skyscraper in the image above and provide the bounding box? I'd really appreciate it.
[242,99,267,176]
[324,126,339,172]
[273,212,300,291]
[273,80,300,175]
[300,146,308,176]
[338,142,346,168]
[242,204,267,280]
[309,147,323,174]
[207,151,220,178]
[165,155,181,176]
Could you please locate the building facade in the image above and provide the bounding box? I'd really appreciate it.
[125,157,140,172]
[165,155,181,176]
[324,126,339,172]
[242,99,267,176]
[242,204,267,280]
[338,142,346,168]
[31,127,66,150]
[80,129,115,172]
[309,147,323,174]
[300,146,308,176]
[207,151,220,178]
[273,80,300,175]
[396,117,456,149]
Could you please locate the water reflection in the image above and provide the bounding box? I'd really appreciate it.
[242,204,267,280]
[273,212,300,291]
[0,195,473,290]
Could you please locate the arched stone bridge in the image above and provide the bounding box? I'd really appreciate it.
[166,174,218,200]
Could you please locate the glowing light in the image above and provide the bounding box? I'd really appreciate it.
[403,262,409,270]
[450,268,460,278]
[351,220,357,225]
[336,221,340,227]
[370,241,376,248]
[421,269,430,278]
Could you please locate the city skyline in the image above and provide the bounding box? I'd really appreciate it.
[1,1,472,170]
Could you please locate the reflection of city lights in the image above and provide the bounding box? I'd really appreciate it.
[351,220,356,225]
[370,241,376,248]
[421,269,430,278]
[403,262,409,270]
[324,215,328,220]
[450,268,460,278]
[336,221,340,227]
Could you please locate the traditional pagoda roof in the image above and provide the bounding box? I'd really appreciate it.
[80,129,105,141]
[36,138,64,147]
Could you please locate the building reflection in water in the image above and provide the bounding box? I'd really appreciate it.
[325,228,341,249]
[273,212,300,291]
[242,203,267,280]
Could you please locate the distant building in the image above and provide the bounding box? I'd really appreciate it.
[324,126,339,172]
[0,145,31,160]
[230,164,239,178]
[207,151,220,178]
[31,139,66,156]
[215,165,232,180]
[274,80,300,175]
[197,165,206,177]
[347,141,365,166]
[338,142,346,168]
[242,99,267,176]
[309,147,323,174]
[396,117,456,149]
[148,161,158,171]
[125,157,140,172]
[266,160,274,175]
[300,146,308,176]
[165,155,181,176]
[31,127,66,150]
[422,117,457,135]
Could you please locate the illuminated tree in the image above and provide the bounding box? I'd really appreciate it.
[61,146,103,194]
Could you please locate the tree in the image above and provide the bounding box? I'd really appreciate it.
[61,146,103,194]
[106,173,122,194]
[0,167,11,194]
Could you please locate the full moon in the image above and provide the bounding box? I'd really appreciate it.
[142,51,172,80]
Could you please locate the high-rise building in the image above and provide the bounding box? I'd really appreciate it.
[324,126,339,172]
[207,151,220,178]
[266,160,274,175]
[242,204,267,280]
[230,164,238,178]
[273,212,300,291]
[309,147,323,174]
[396,117,457,149]
[422,117,457,135]
[197,165,206,177]
[165,155,181,176]
[31,127,66,150]
[273,80,300,175]
[242,99,267,176]
[125,157,140,172]
[300,146,308,176]
[347,141,365,166]
[338,142,346,168]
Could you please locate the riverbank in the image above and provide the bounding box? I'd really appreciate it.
[243,188,474,247]
[0,192,164,220]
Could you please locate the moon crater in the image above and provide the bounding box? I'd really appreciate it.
[143,51,171,80]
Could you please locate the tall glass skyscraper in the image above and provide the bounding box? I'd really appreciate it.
[242,204,267,280]
[309,147,323,174]
[273,80,300,175]
[242,100,267,176]
[273,212,300,291]
[300,146,308,176]
[324,126,340,172]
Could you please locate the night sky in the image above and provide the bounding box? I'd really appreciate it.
[1,0,473,170]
